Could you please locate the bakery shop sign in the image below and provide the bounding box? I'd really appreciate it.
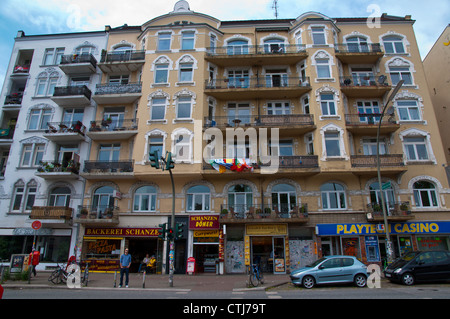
[189,215,220,230]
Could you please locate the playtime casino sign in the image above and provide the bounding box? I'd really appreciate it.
[316,221,450,236]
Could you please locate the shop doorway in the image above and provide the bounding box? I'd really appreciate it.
[251,236,286,274]
[194,244,218,273]
[128,238,159,273]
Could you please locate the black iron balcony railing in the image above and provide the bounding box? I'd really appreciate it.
[335,43,382,53]
[95,82,142,95]
[366,201,412,218]
[340,74,389,87]
[5,93,23,105]
[37,159,81,174]
[60,54,97,68]
[350,154,405,168]
[260,155,319,169]
[206,44,307,56]
[83,160,134,173]
[220,203,308,219]
[100,50,145,63]
[53,85,92,100]
[204,114,314,129]
[45,121,86,135]
[89,118,138,132]
[345,113,397,126]
[205,76,310,90]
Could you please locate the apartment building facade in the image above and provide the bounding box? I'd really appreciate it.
[0,29,108,268]
[1,1,449,275]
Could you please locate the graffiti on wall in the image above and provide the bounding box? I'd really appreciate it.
[289,240,315,271]
[225,241,245,273]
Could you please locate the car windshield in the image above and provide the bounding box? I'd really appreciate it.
[306,257,328,267]
[400,251,420,261]
[389,251,419,268]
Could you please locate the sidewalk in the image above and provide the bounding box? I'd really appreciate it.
[1,271,290,291]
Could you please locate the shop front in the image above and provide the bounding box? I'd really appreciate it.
[82,227,163,272]
[316,221,450,264]
[187,214,222,273]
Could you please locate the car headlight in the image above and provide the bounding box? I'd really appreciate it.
[394,268,402,274]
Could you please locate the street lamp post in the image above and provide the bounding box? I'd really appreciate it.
[376,80,403,265]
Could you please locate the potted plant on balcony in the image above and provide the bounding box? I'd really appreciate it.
[400,202,410,215]
[79,208,88,219]
[220,208,228,219]
[255,208,263,219]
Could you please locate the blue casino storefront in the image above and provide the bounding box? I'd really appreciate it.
[315,221,450,264]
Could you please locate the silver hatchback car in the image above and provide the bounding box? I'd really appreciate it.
[290,255,368,289]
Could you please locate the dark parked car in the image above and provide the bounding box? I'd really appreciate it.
[290,255,368,289]
[384,251,450,285]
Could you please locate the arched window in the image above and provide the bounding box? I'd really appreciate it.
[92,186,115,213]
[133,185,157,212]
[321,182,346,210]
[49,186,71,207]
[369,182,395,207]
[264,38,285,53]
[186,185,210,212]
[413,181,438,208]
[346,36,369,52]
[227,40,249,55]
[382,35,405,54]
[228,184,253,217]
[272,184,297,214]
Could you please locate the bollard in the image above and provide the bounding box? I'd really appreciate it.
[142,269,146,288]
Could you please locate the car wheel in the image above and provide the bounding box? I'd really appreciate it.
[354,274,367,288]
[302,276,315,289]
[401,273,415,286]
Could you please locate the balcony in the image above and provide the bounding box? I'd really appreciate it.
[366,202,415,222]
[86,118,138,140]
[74,205,119,226]
[340,75,390,98]
[350,154,406,175]
[345,114,399,134]
[11,64,30,76]
[51,85,92,107]
[59,54,97,75]
[335,43,384,64]
[98,50,145,73]
[35,160,80,180]
[0,128,15,145]
[43,121,86,143]
[205,44,308,67]
[93,82,142,104]
[4,93,23,106]
[29,206,73,223]
[205,76,311,99]
[219,204,308,224]
[81,160,134,180]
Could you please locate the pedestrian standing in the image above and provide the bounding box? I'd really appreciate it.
[119,248,132,288]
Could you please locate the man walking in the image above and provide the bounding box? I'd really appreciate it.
[119,248,132,288]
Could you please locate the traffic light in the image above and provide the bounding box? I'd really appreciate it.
[158,223,166,239]
[165,151,175,171]
[175,223,184,240]
[149,150,160,169]
[167,228,174,240]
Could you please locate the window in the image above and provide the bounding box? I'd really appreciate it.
[397,100,421,121]
[311,27,326,45]
[36,75,58,96]
[264,39,285,53]
[271,140,293,156]
[49,187,71,207]
[389,67,412,85]
[181,31,195,50]
[383,36,405,54]
[149,137,164,158]
[155,64,169,84]
[267,102,290,115]
[320,94,336,116]
[174,130,192,162]
[98,144,120,161]
[228,184,253,217]
[12,186,25,211]
[92,186,115,213]
[133,186,157,212]
[227,40,249,55]
[321,182,346,210]
[228,70,249,88]
[63,108,84,124]
[272,184,296,214]
[187,185,210,212]
[346,36,369,52]
[28,108,52,130]
[265,69,288,87]
[413,181,438,207]
[363,138,387,155]
[351,68,375,86]
[151,98,166,120]
[177,96,192,119]
[404,137,429,161]
[75,46,95,56]
[316,57,331,78]
[179,63,193,82]
[11,181,37,212]
[158,33,172,51]
[369,182,395,207]
[227,103,250,125]
[21,144,45,167]
[209,34,217,53]
[43,48,64,65]
[357,101,380,123]
[108,75,129,85]
[324,132,340,157]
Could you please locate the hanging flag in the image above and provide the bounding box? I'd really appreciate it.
[0,128,10,137]
[209,159,253,173]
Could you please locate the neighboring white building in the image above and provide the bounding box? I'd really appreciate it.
[0,29,108,269]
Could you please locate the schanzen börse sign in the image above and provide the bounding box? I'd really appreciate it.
[317,221,450,236]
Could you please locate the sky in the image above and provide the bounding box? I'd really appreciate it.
[0,0,448,89]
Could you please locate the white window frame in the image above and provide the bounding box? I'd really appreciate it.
[403,137,429,161]
[186,185,211,212]
[158,32,172,51]
[396,100,421,121]
[321,182,347,210]
[43,48,64,65]
[382,35,406,54]
[171,128,193,163]
[21,144,45,167]
[413,181,439,208]
[320,93,337,116]
[28,108,52,130]
[150,97,167,121]
[133,186,157,212]
[181,31,196,50]
[311,26,327,45]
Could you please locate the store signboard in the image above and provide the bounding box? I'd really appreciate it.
[246,224,288,236]
[189,215,220,230]
[84,227,160,237]
[316,221,450,236]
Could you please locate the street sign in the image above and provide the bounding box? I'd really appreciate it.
[31,221,42,230]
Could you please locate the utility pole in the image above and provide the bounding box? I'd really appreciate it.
[272,0,279,19]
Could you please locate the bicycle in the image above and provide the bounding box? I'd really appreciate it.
[248,263,264,287]
[48,263,70,284]
[80,262,89,287]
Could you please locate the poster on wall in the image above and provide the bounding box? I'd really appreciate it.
[342,238,358,257]
[364,236,380,262]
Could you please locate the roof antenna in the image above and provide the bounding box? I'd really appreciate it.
[272,0,279,19]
